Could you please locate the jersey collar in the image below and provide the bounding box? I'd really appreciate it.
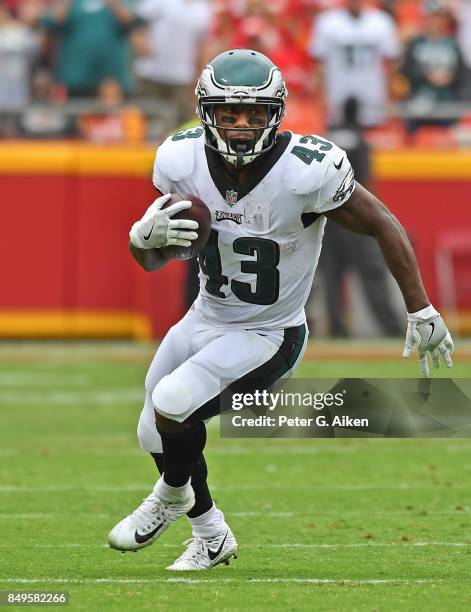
[205,131,292,202]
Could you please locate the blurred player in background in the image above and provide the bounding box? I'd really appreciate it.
[318,97,403,337]
[108,49,454,571]
[309,0,400,128]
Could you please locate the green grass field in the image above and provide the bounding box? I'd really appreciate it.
[1,341,470,611]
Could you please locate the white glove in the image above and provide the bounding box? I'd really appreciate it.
[129,193,199,250]
[402,304,454,377]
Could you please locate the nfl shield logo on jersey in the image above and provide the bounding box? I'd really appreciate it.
[225,189,238,206]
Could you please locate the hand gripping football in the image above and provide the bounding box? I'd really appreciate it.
[161,194,211,260]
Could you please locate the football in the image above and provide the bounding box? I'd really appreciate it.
[161,193,211,260]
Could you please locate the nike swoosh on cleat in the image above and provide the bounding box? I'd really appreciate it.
[333,158,344,170]
[135,523,163,544]
[427,322,435,343]
[143,221,155,241]
[208,532,228,561]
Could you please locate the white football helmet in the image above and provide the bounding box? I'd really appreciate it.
[195,49,288,167]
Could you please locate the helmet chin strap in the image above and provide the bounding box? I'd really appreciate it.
[230,138,256,168]
[207,123,275,167]
[236,145,245,168]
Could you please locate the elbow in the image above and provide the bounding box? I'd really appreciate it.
[142,262,160,272]
[129,242,168,272]
[140,254,168,273]
[371,208,405,240]
[135,256,161,272]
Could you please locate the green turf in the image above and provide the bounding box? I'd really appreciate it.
[301,360,470,378]
[0,343,470,611]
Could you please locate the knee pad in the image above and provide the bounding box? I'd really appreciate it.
[137,415,163,453]
[152,373,194,423]
[136,393,163,452]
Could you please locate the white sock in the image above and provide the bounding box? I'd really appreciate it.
[154,476,191,502]
[189,503,227,538]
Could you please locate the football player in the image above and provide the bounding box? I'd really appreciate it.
[108,50,454,570]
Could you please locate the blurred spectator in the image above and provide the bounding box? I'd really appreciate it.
[234,16,312,97]
[79,77,146,142]
[318,97,403,337]
[401,1,465,131]
[378,0,395,18]
[41,0,137,98]
[16,0,47,27]
[453,0,471,99]
[132,0,212,128]
[0,1,38,135]
[308,0,400,128]
[394,0,424,40]
[16,68,77,138]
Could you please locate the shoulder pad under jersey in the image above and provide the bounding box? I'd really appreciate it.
[152,127,204,189]
[282,132,348,196]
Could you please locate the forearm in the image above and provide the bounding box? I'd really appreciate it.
[326,183,430,313]
[372,212,429,313]
[129,241,170,272]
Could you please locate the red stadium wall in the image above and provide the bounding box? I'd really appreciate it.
[0,143,186,338]
[0,143,470,338]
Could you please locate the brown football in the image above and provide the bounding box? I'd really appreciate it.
[161,193,211,260]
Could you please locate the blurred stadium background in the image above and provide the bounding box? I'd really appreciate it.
[0,0,470,342]
[1,2,471,607]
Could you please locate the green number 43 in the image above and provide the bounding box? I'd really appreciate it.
[199,230,280,306]
[291,134,333,165]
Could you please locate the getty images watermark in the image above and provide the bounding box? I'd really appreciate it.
[230,388,366,429]
[219,378,471,438]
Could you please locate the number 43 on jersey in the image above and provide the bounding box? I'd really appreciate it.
[199,230,280,306]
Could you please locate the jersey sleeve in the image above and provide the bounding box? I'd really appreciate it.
[310,153,356,214]
[378,13,400,59]
[284,135,356,214]
[152,131,198,194]
[308,12,329,60]
[152,149,171,194]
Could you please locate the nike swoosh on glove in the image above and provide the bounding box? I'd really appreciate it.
[129,193,199,249]
[402,304,454,377]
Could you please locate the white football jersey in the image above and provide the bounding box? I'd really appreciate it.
[153,128,355,330]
